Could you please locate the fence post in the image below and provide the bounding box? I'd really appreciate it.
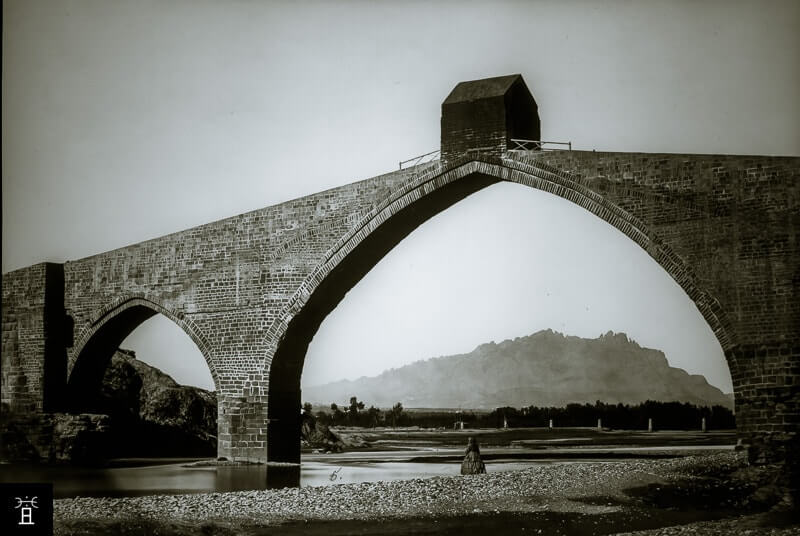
[597,418,602,430]
[701,417,707,433]
[648,418,653,432]
[549,419,553,429]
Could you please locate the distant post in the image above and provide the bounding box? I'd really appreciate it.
[549,419,553,429]
[648,418,653,432]
[597,418,602,430]
[702,417,707,433]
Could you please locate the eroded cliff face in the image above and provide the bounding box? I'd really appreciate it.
[1,350,217,463]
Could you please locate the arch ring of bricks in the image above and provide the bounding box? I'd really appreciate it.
[260,156,736,378]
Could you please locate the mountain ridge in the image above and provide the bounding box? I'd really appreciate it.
[304,330,733,410]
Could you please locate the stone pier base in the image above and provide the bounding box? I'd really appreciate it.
[217,394,269,463]
[728,342,800,506]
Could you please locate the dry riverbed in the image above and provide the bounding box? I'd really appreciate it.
[54,452,798,535]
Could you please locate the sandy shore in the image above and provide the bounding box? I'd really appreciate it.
[54,452,798,535]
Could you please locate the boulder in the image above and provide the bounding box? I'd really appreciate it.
[96,350,217,457]
[1,349,218,463]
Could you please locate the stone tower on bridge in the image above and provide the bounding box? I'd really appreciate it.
[441,74,540,164]
[2,76,798,494]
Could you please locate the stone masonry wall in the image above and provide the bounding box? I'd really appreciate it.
[518,150,799,461]
[441,96,508,164]
[56,166,419,461]
[3,150,798,465]
[2,264,48,413]
[527,150,799,349]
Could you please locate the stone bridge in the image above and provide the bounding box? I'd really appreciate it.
[2,75,798,469]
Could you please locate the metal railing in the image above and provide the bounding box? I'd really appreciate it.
[508,139,572,151]
[399,149,440,170]
[399,141,570,169]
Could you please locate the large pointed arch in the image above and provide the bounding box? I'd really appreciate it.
[261,155,737,462]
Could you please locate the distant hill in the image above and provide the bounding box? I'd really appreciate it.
[304,330,733,410]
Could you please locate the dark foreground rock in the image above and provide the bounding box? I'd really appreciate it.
[93,350,217,457]
[301,412,372,452]
[1,413,110,464]
[1,350,217,463]
[301,414,344,452]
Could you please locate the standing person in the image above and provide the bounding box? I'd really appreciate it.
[460,436,486,475]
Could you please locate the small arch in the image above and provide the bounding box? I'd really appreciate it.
[68,296,218,409]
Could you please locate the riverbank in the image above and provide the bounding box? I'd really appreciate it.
[54,452,798,535]
[329,426,737,451]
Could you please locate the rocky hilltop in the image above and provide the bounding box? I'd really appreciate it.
[304,330,733,410]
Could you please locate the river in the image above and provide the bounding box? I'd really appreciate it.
[1,455,561,498]
[0,444,733,498]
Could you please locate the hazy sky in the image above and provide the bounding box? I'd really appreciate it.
[3,1,798,395]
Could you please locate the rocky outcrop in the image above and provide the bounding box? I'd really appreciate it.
[92,350,217,457]
[299,412,372,452]
[1,413,110,464]
[301,412,345,452]
[1,350,217,463]
[305,330,734,410]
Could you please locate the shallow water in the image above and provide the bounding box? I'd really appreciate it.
[1,442,733,498]
[1,455,578,498]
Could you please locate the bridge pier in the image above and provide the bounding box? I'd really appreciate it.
[217,392,269,464]
[1,263,69,415]
[728,343,800,504]
[266,385,302,464]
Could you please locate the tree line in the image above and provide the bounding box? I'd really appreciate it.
[480,401,735,430]
[306,397,405,428]
[306,398,735,430]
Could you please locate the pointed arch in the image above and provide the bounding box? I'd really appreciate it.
[263,156,735,371]
[68,295,218,407]
[259,155,737,462]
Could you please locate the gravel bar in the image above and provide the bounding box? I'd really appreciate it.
[55,453,741,525]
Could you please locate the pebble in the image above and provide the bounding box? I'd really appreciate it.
[54,453,746,525]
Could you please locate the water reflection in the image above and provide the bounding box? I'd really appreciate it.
[0,456,607,498]
[266,465,301,489]
[1,457,526,498]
